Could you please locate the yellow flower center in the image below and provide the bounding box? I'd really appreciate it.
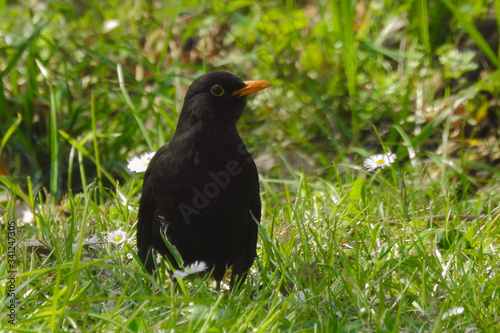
[114,236,122,242]
[375,159,385,165]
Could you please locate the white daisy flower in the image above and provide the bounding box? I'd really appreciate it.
[363,152,397,172]
[172,270,189,279]
[172,261,208,279]
[127,152,155,173]
[106,229,127,245]
[86,235,100,245]
[72,235,100,252]
[442,306,464,320]
[185,261,208,274]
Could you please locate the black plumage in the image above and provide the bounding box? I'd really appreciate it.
[137,71,271,290]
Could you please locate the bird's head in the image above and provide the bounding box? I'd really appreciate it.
[179,71,271,126]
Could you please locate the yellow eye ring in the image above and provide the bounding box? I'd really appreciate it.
[211,85,225,96]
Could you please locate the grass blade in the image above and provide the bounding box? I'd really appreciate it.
[35,59,59,198]
[116,64,154,150]
[0,113,22,156]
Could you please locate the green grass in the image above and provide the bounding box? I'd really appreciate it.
[2,168,500,331]
[1,0,500,331]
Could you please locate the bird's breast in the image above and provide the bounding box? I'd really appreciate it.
[155,149,256,220]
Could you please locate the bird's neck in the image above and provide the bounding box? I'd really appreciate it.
[174,121,242,145]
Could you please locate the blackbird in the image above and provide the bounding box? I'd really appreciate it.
[137,71,271,290]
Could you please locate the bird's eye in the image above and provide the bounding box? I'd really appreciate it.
[210,85,225,96]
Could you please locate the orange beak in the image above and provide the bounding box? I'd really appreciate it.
[232,80,271,97]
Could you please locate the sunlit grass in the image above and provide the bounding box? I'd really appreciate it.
[2,164,499,331]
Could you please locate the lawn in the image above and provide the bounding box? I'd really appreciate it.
[1,0,500,332]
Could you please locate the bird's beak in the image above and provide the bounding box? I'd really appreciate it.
[232,80,271,97]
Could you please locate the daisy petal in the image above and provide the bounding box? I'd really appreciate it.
[363,153,397,172]
[106,229,127,245]
[172,261,208,280]
[127,152,155,173]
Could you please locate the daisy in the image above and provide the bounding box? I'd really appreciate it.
[442,306,464,320]
[127,152,155,173]
[172,261,208,279]
[363,152,396,172]
[106,229,127,245]
[72,235,100,252]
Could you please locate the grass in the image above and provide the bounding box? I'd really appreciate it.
[1,0,500,331]
[2,168,499,331]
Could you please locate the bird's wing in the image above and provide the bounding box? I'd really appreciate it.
[247,165,261,258]
[230,162,261,288]
[136,145,168,272]
[249,175,261,223]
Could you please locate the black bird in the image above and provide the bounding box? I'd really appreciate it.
[137,71,271,290]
